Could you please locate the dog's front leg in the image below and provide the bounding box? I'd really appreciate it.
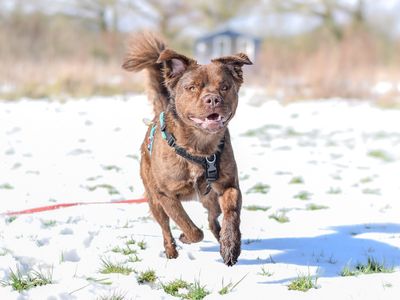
[200,191,222,241]
[219,187,242,266]
[158,194,204,244]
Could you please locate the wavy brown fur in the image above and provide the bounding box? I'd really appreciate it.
[122,32,252,266]
[122,32,169,114]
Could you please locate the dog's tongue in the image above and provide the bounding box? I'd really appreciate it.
[190,113,223,130]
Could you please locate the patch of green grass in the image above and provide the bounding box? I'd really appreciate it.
[162,279,191,297]
[41,220,57,228]
[362,188,381,195]
[111,246,122,253]
[5,216,17,224]
[127,254,141,263]
[137,269,157,284]
[86,184,119,195]
[246,183,270,194]
[331,174,342,180]
[340,257,394,276]
[99,258,134,275]
[36,239,47,247]
[383,282,393,289]
[360,177,373,183]
[243,238,261,245]
[0,183,14,189]
[121,246,137,255]
[241,128,265,138]
[268,255,276,264]
[241,124,281,138]
[258,266,274,277]
[367,150,394,162]
[101,165,122,172]
[288,273,318,292]
[306,203,329,211]
[59,251,65,263]
[294,191,312,200]
[121,221,131,229]
[97,291,126,300]
[326,254,338,264]
[137,240,147,250]
[289,176,304,184]
[137,215,153,223]
[86,277,112,285]
[86,175,102,181]
[1,268,53,292]
[355,257,394,274]
[162,278,210,300]
[327,187,342,194]
[111,245,137,256]
[276,171,292,175]
[125,238,136,246]
[244,205,270,212]
[340,264,358,277]
[380,204,392,213]
[218,274,248,295]
[126,154,139,160]
[185,280,210,300]
[285,127,303,137]
[269,211,290,223]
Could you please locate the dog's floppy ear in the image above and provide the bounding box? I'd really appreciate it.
[157,49,196,88]
[212,53,252,84]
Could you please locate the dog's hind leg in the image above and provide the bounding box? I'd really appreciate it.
[148,197,178,259]
[200,191,221,241]
[157,195,204,244]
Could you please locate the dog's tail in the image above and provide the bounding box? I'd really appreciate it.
[122,32,169,114]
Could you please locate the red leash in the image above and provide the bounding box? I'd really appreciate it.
[3,198,147,216]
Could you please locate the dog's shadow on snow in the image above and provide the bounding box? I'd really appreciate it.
[201,223,400,278]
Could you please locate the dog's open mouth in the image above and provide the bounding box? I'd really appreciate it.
[189,113,230,132]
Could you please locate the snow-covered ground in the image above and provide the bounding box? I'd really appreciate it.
[1,91,400,299]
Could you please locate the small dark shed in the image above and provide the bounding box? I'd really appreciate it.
[194,29,261,64]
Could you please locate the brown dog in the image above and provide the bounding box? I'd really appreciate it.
[122,32,251,266]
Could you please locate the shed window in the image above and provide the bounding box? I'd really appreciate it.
[213,35,231,57]
[196,42,207,55]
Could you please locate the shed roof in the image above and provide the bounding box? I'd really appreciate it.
[195,29,261,44]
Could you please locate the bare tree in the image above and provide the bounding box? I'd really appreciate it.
[271,0,367,40]
[69,0,119,33]
[124,0,192,41]
[194,0,259,28]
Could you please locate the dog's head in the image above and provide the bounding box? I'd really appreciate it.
[158,50,252,134]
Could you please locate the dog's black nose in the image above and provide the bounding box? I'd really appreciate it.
[203,94,222,107]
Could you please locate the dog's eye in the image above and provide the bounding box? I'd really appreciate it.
[186,85,197,92]
[220,85,229,91]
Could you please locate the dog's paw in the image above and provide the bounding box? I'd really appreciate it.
[219,222,241,266]
[179,229,204,244]
[220,239,241,266]
[165,246,179,259]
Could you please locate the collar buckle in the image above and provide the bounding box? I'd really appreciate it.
[205,154,218,182]
[166,134,176,147]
